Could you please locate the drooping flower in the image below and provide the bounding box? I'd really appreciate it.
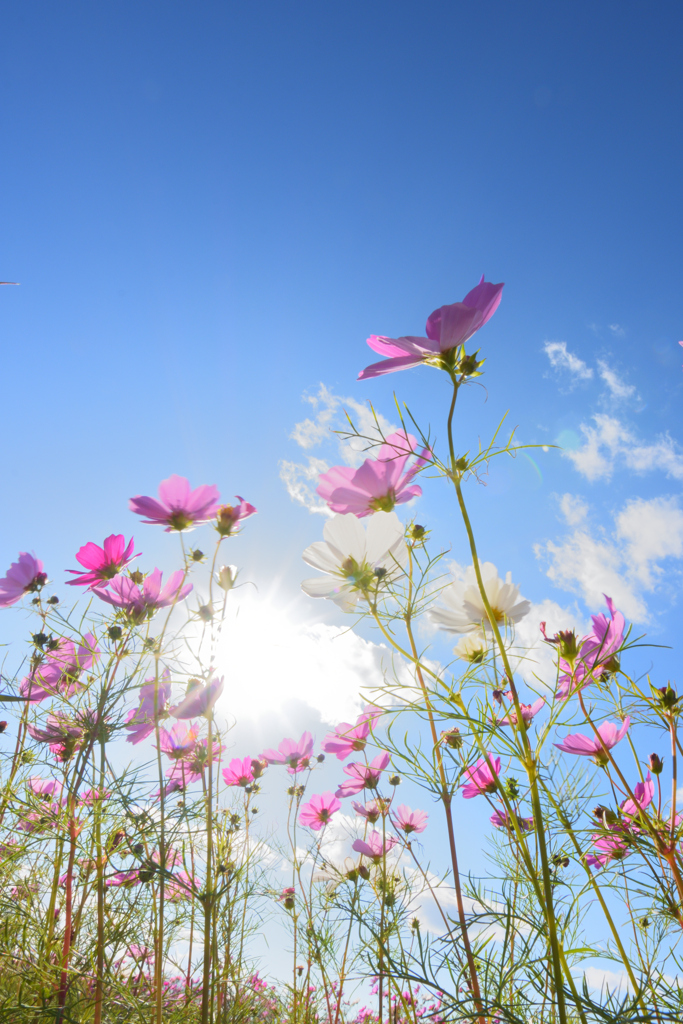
[170,675,224,719]
[352,831,397,861]
[321,705,383,760]
[620,773,654,818]
[336,751,392,798]
[159,720,199,759]
[490,809,534,832]
[496,698,545,728]
[124,673,173,744]
[301,512,408,612]
[94,569,192,621]
[358,276,504,380]
[431,562,530,635]
[66,535,138,589]
[352,798,391,823]
[0,552,48,607]
[20,634,100,702]
[554,596,625,699]
[215,498,257,537]
[461,755,501,799]
[223,757,257,788]
[261,732,315,773]
[299,792,341,830]
[316,432,429,518]
[453,632,487,663]
[129,475,221,532]
[554,718,630,766]
[392,805,428,835]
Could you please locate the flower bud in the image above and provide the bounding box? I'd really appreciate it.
[389,774,401,786]
[190,548,205,563]
[107,626,123,641]
[217,565,238,591]
[655,684,680,709]
[454,456,469,473]
[32,632,48,647]
[505,777,520,799]
[317,753,325,763]
[359,865,371,880]
[47,596,59,605]
[649,753,664,775]
[411,524,426,541]
[441,727,463,750]
[197,604,213,623]
[556,630,579,662]
[0,721,7,734]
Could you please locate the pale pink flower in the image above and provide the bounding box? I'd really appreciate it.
[159,720,199,759]
[352,798,391,823]
[0,552,47,607]
[461,755,501,799]
[129,474,221,532]
[496,698,545,728]
[316,432,429,517]
[261,732,315,773]
[321,705,383,760]
[490,809,533,832]
[215,498,257,537]
[621,773,654,818]
[554,718,630,764]
[20,633,99,703]
[336,751,392,798]
[170,676,224,720]
[223,757,257,787]
[19,804,62,833]
[392,805,428,835]
[585,827,632,869]
[66,534,138,589]
[79,788,111,805]
[358,276,504,380]
[27,714,84,761]
[124,673,172,744]
[95,568,192,620]
[352,831,397,861]
[555,596,625,699]
[299,792,341,830]
[106,869,142,888]
[27,776,63,800]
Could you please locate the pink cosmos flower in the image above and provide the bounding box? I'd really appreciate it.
[79,788,111,805]
[170,676,225,719]
[336,751,392,798]
[392,805,428,835]
[95,568,192,620]
[554,718,630,765]
[166,869,198,901]
[299,792,341,830]
[163,737,223,793]
[352,798,391,823]
[66,534,138,589]
[358,276,504,380]
[490,809,534,832]
[316,432,429,517]
[621,773,654,818]
[27,714,84,761]
[555,596,625,699]
[261,732,315,773]
[585,827,632,869]
[461,755,501,799]
[496,698,545,728]
[124,673,173,744]
[352,831,397,861]
[19,804,62,833]
[215,498,258,537]
[223,757,257,787]
[159,720,199,759]
[27,776,63,800]
[0,552,47,607]
[20,633,99,703]
[321,705,383,760]
[106,869,142,888]
[130,474,221,532]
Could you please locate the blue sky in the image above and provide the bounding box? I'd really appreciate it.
[1,0,682,988]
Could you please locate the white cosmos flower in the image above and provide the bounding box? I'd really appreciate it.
[431,562,530,634]
[301,512,408,612]
[454,632,487,662]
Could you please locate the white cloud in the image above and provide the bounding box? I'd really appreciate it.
[511,599,589,686]
[597,360,636,401]
[563,414,683,482]
[535,495,683,623]
[581,966,631,993]
[543,341,593,380]
[558,493,589,526]
[280,384,399,512]
[608,324,625,337]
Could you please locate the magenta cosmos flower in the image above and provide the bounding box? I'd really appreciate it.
[321,705,383,760]
[620,773,654,818]
[27,776,63,800]
[66,534,138,589]
[358,276,504,380]
[124,673,172,744]
[95,569,192,620]
[490,809,534,832]
[352,831,397,861]
[299,792,341,830]
[0,552,47,607]
[352,798,391,823]
[215,498,257,537]
[223,757,257,787]
[392,804,428,835]
[554,717,630,766]
[585,827,632,869]
[554,596,625,700]
[129,474,221,532]
[261,732,315,773]
[316,432,430,517]
[20,633,99,702]
[170,676,224,719]
[496,698,545,728]
[159,720,199,759]
[461,755,501,799]
[336,751,392,798]
[27,714,84,761]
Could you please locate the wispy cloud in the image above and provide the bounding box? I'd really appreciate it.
[543,340,593,380]
[562,414,683,482]
[597,359,637,400]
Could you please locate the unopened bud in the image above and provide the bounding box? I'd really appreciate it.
[197,604,213,623]
[389,774,401,786]
[32,632,48,647]
[190,548,205,563]
[649,753,664,775]
[47,596,59,605]
[0,721,7,734]
[454,456,469,473]
[441,727,463,750]
[556,630,579,662]
[107,626,123,641]
[359,865,370,880]
[411,524,426,541]
[505,777,520,799]
[655,684,680,709]
[250,758,266,779]
[373,567,387,580]
[317,753,325,763]
[217,565,238,591]
[129,570,144,585]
